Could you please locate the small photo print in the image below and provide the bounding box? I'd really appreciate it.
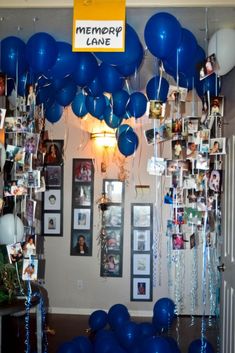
[210,96,224,116]
[22,258,38,281]
[196,153,210,170]
[209,138,226,155]
[22,235,36,258]
[133,205,151,227]
[73,208,91,230]
[44,189,61,210]
[133,253,150,275]
[132,277,151,301]
[0,108,6,129]
[25,170,41,188]
[104,205,122,227]
[190,233,196,249]
[147,157,166,176]
[71,230,92,256]
[168,85,188,102]
[104,180,123,203]
[199,53,219,80]
[44,140,63,165]
[133,229,151,251]
[45,166,62,187]
[25,198,36,226]
[186,117,199,134]
[209,170,222,193]
[6,242,23,264]
[101,253,121,276]
[6,145,25,164]
[167,160,191,174]
[106,229,121,251]
[149,100,166,119]
[172,116,182,133]
[74,184,92,206]
[172,233,185,250]
[44,213,61,234]
[74,159,93,182]
[172,140,186,160]
[0,73,6,96]
[186,142,198,160]
[24,133,40,155]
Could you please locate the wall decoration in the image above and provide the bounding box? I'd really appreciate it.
[70,159,94,256]
[131,203,153,301]
[42,139,64,236]
[100,179,124,277]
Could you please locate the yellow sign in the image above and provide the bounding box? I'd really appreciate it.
[73,0,126,52]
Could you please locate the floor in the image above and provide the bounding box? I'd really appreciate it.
[2,313,218,353]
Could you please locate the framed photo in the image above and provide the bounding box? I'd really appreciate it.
[44,140,63,165]
[44,213,61,235]
[133,204,151,228]
[103,205,122,227]
[73,208,91,230]
[106,229,122,251]
[45,165,62,187]
[133,253,151,275]
[73,184,92,207]
[44,189,61,210]
[74,159,93,182]
[104,180,124,203]
[133,229,151,252]
[70,230,92,256]
[131,277,152,301]
[209,137,226,155]
[100,253,122,277]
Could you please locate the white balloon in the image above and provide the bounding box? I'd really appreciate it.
[0,142,6,171]
[208,28,235,76]
[0,214,24,245]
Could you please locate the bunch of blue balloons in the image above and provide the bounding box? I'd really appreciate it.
[144,12,221,98]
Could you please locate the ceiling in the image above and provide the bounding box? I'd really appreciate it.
[0,6,234,89]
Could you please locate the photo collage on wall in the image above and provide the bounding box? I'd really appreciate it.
[131,203,153,301]
[43,140,64,236]
[2,75,46,281]
[70,159,94,256]
[100,180,124,277]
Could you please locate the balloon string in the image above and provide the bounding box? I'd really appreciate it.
[63,106,69,161]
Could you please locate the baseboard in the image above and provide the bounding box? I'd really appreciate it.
[48,307,153,317]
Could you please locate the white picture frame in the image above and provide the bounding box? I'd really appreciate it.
[44,189,61,210]
[73,208,91,230]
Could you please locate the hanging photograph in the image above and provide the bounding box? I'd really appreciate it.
[131,277,152,301]
[45,165,62,187]
[133,253,151,275]
[44,140,63,165]
[74,159,93,182]
[133,204,151,228]
[100,253,122,277]
[133,229,151,252]
[209,137,226,155]
[73,208,91,230]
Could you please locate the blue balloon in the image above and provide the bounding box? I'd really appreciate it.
[85,76,104,97]
[17,72,28,97]
[71,92,88,118]
[45,102,63,123]
[112,90,130,117]
[55,78,77,106]
[57,341,77,353]
[85,94,107,119]
[36,83,55,105]
[7,78,15,96]
[140,336,171,353]
[116,43,144,77]
[118,130,139,157]
[165,337,181,353]
[73,52,98,87]
[108,304,130,331]
[166,28,198,76]
[146,76,169,102]
[89,310,108,331]
[139,322,156,338]
[188,339,214,353]
[94,332,118,353]
[116,124,133,139]
[95,24,142,66]
[202,73,221,96]
[116,321,140,350]
[52,75,72,91]
[127,92,147,118]
[144,12,182,60]
[104,106,123,128]
[1,36,28,78]
[26,32,58,73]
[50,41,78,79]
[98,63,124,94]
[72,336,93,353]
[153,298,175,329]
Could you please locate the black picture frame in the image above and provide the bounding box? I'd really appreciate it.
[70,159,94,256]
[100,179,125,278]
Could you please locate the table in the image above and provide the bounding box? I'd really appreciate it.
[0,297,42,353]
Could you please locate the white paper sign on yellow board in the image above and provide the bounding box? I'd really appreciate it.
[73,0,126,52]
